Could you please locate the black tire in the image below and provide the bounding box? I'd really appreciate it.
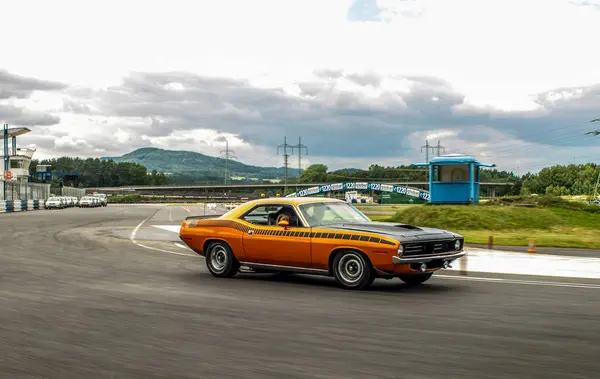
[205,241,240,278]
[332,250,375,290]
[399,273,433,285]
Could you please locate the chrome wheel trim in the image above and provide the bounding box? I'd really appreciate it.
[209,245,228,273]
[337,253,364,284]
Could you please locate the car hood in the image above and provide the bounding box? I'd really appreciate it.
[317,221,462,243]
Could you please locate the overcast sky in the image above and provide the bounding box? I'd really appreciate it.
[1,0,599,174]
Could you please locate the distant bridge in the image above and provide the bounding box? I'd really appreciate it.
[86,182,431,191]
[286,182,430,201]
[85,181,513,198]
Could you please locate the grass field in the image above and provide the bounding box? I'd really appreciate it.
[354,204,417,213]
[369,196,600,249]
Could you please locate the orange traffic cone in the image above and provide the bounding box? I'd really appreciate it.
[528,240,536,253]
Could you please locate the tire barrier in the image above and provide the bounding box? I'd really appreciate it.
[0,200,42,214]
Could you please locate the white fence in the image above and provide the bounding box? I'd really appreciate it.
[1,181,51,201]
[60,186,86,198]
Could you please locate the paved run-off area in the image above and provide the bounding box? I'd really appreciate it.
[1,205,599,378]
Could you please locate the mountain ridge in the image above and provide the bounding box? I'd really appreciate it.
[100,147,301,181]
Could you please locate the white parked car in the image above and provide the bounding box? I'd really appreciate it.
[78,196,97,207]
[93,193,108,206]
[45,197,64,209]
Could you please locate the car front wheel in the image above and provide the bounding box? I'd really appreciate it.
[399,273,433,285]
[205,241,239,278]
[332,250,375,290]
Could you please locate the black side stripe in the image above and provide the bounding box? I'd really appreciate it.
[197,220,397,246]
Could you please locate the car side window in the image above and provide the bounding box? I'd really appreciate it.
[240,205,282,226]
[240,204,305,227]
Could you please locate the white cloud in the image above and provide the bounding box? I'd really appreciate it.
[1,0,599,174]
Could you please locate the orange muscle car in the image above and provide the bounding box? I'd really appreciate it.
[179,197,465,290]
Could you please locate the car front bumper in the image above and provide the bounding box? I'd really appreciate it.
[392,250,466,264]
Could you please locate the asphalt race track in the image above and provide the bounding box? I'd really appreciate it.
[1,205,600,378]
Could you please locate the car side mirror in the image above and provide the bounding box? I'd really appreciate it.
[277,219,289,228]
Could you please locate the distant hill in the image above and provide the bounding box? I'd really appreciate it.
[101,147,301,182]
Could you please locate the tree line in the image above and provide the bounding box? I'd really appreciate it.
[29,157,168,187]
[27,156,600,197]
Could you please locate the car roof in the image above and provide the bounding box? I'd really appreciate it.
[250,197,344,205]
[221,197,346,219]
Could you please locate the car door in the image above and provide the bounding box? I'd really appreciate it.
[240,204,312,267]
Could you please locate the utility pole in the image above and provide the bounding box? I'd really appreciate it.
[277,136,293,196]
[292,137,308,192]
[589,119,600,201]
[592,172,600,202]
[3,124,8,201]
[420,140,435,163]
[434,140,446,157]
[220,138,236,188]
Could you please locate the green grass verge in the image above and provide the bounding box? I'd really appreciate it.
[369,196,600,249]
[354,204,418,213]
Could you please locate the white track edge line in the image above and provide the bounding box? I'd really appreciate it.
[130,212,196,257]
[436,274,600,289]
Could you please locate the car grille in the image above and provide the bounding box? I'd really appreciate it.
[402,240,460,257]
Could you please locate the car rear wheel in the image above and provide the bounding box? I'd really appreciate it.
[205,241,239,278]
[399,273,432,285]
[332,250,375,290]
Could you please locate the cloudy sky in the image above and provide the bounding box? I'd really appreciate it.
[1,0,599,174]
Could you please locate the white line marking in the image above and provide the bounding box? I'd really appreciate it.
[152,225,181,233]
[130,213,195,257]
[436,274,600,289]
[174,242,191,250]
[447,249,600,279]
[169,207,173,222]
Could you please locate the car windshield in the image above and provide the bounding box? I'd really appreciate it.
[298,201,370,226]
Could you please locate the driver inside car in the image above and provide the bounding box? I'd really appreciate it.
[275,207,299,226]
[268,208,295,226]
[276,213,290,224]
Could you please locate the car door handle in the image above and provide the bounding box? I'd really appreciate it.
[248,230,255,236]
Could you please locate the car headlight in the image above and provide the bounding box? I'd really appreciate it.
[397,244,404,256]
[454,239,461,250]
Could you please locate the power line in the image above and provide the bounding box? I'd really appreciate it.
[588,118,600,136]
[277,136,293,195]
[220,138,237,185]
[291,137,308,192]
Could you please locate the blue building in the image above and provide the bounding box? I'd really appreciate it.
[413,154,496,204]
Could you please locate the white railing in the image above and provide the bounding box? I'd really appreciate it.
[0,181,51,201]
[5,147,36,159]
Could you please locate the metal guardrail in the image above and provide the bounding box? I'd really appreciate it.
[1,181,51,201]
